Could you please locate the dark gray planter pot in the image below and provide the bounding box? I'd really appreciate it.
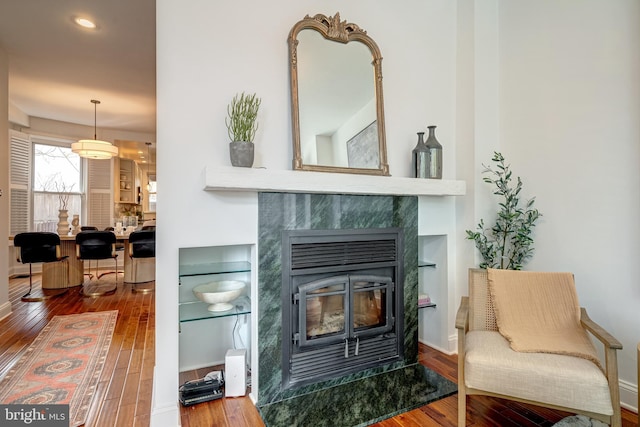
[229,141,254,167]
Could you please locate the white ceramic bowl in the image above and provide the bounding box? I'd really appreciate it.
[193,280,245,312]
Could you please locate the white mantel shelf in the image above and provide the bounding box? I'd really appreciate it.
[204,167,466,196]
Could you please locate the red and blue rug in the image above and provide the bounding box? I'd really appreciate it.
[0,310,118,426]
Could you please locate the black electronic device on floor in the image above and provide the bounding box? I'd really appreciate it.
[179,371,224,406]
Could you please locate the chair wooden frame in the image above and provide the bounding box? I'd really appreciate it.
[455,268,622,427]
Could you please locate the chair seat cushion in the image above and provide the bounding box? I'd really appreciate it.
[465,330,613,416]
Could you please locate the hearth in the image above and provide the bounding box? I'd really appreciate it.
[281,228,404,389]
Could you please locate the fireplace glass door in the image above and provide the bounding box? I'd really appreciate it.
[299,275,348,347]
[297,274,393,349]
[352,275,393,336]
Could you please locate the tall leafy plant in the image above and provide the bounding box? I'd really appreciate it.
[225,92,261,143]
[466,152,542,270]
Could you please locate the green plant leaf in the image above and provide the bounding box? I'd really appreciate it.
[465,152,542,270]
[225,92,262,142]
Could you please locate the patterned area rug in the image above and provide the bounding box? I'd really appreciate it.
[553,415,608,426]
[0,310,118,427]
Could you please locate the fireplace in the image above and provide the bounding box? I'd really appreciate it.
[281,228,404,389]
[257,192,419,407]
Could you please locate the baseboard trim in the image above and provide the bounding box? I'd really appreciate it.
[418,338,455,356]
[150,366,180,427]
[0,301,12,322]
[448,333,457,354]
[619,378,638,414]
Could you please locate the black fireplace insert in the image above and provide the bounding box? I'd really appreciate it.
[281,228,404,389]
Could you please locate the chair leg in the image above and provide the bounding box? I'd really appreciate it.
[84,260,94,280]
[131,257,155,294]
[21,263,68,302]
[81,258,117,298]
[458,335,467,426]
[97,252,124,278]
[458,385,466,426]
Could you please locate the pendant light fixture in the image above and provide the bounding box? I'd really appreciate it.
[71,99,119,159]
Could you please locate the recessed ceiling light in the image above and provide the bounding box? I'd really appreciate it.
[75,17,96,29]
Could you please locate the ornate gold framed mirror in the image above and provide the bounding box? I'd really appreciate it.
[288,13,390,176]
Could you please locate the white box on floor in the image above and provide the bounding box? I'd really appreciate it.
[225,349,246,397]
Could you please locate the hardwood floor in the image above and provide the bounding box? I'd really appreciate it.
[2,273,637,426]
[1,273,155,427]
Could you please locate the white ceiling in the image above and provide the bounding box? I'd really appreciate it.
[0,0,156,135]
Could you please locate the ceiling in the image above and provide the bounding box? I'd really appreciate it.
[0,0,156,137]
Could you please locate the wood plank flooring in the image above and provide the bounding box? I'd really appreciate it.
[2,273,155,427]
[2,273,637,426]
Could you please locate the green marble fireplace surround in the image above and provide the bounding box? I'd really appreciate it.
[256,192,455,425]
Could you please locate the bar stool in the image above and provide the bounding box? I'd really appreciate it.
[102,227,125,277]
[75,231,118,297]
[13,232,69,302]
[128,229,155,293]
[79,226,99,278]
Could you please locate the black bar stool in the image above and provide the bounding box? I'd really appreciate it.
[128,229,156,293]
[75,231,118,297]
[13,232,69,302]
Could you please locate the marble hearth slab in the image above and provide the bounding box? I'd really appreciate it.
[204,166,465,196]
[257,364,457,427]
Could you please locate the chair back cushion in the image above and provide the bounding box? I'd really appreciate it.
[76,231,116,260]
[468,268,498,331]
[129,230,155,258]
[14,232,61,264]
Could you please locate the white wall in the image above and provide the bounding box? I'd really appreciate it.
[0,44,10,321]
[154,0,458,424]
[496,0,640,410]
[154,0,639,423]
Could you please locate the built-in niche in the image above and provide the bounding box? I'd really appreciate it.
[178,244,253,372]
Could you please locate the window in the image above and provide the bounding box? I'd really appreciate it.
[147,176,157,212]
[32,143,83,232]
[10,131,115,234]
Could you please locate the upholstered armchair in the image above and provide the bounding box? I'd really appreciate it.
[456,268,622,427]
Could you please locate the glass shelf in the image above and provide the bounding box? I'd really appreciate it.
[179,295,250,323]
[418,260,436,268]
[179,261,251,277]
[418,302,437,309]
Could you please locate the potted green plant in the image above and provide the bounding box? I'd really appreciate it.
[225,92,261,167]
[466,152,542,270]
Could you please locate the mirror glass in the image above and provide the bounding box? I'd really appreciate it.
[289,13,389,176]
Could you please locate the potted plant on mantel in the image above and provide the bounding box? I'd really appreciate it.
[225,92,261,168]
[466,152,542,270]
